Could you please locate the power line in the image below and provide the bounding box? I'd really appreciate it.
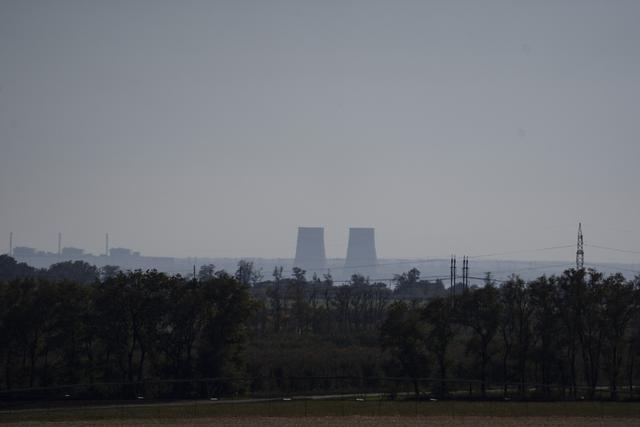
[585,244,640,255]
[583,263,640,275]
[330,274,451,284]
[468,262,576,284]
[300,243,578,275]
[300,257,451,274]
[506,262,575,274]
[468,275,508,284]
[468,244,575,259]
[332,263,576,286]
[296,261,632,285]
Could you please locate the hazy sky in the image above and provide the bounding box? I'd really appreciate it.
[1,0,639,263]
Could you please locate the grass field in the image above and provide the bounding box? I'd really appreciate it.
[2,416,640,427]
[2,399,640,425]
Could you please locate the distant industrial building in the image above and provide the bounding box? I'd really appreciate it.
[109,247,140,258]
[293,227,327,274]
[61,247,84,258]
[12,246,38,258]
[344,227,378,277]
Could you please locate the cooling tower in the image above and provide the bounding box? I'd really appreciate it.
[344,227,377,277]
[293,227,327,273]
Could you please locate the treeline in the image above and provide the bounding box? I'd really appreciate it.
[0,255,105,284]
[382,269,640,399]
[0,258,254,391]
[0,256,439,394]
[245,266,443,383]
[2,254,640,401]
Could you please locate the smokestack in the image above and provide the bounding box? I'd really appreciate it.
[345,227,377,277]
[294,227,327,273]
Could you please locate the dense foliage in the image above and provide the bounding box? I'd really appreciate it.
[1,255,640,401]
[380,270,640,399]
[0,257,254,391]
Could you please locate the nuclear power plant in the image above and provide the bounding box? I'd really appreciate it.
[345,227,378,276]
[293,226,378,276]
[293,227,327,273]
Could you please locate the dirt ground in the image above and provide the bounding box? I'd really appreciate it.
[2,417,640,427]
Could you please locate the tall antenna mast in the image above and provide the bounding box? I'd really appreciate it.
[9,232,13,256]
[105,233,109,257]
[58,232,62,257]
[576,222,584,270]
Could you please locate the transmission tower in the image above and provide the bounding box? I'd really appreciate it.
[576,222,584,270]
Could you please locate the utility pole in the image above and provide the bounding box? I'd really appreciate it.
[462,256,469,291]
[450,255,457,298]
[576,222,584,270]
[466,256,469,290]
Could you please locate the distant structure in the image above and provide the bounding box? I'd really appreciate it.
[293,227,327,274]
[450,255,469,297]
[61,247,84,259]
[576,222,584,270]
[9,232,13,256]
[109,247,140,258]
[462,256,469,290]
[344,227,377,277]
[449,255,457,297]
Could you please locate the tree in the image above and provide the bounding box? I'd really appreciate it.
[235,260,262,286]
[197,275,257,382]
[0,255,37,282]
[499,275,532,395]
[393,268,421,300]
[556,268,587,397]
[381,302,428,397]
[198,264,217,281]
[45,261,98,284]
[153,277,195,379]
[288,267,308,334]
[458,283,500,396]
[554,269,606,399]
[600,273,638,399]
[265,266,285,333]
[100,265,121,281]
[93,270,171,382]
[528,275,560,396]
[394,268,421,287]
[47,281,93,385]
[421,296,457,397]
